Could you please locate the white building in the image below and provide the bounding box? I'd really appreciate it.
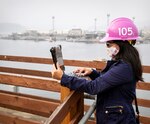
[68,29,83,37]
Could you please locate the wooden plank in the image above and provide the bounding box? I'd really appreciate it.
[64,59,106,69]
[0,55,150,73]
[136,98,150,108]
[69,93,84,124]
[60,87,71,124]
[44,91,83,124]
[0,55,106,69]
[0,67,52,77]
[86,120,96,124]
[0,90,60,105]
[0,111,42,124]
[143,65,150,73]
[70,113,81,124]
[0,74,60,92]
[60,86,84,124]
[136,82,150,90]
[140,115,150,124]
[0,91,60,117]
[0,55,53,64]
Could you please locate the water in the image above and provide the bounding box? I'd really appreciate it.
[0,39,150,116]
[0,39,150,64]
[0,39,150,80]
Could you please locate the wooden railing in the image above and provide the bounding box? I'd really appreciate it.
[0,55,150,124]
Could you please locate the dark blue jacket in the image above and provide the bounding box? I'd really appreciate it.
[61,60,137,124]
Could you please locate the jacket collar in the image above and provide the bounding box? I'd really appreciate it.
[102,59,122,73]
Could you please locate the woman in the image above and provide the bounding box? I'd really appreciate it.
[52,17,143,124]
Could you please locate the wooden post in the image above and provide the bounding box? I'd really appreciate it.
[60,86,84,124]
[60,87,71,124]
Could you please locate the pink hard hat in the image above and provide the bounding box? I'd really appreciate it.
[100,17,139,42]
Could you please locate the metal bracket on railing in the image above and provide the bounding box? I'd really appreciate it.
[78,96,97,124]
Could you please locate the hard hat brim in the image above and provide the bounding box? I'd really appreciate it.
[100,36,140,42]
[100,36,115,42]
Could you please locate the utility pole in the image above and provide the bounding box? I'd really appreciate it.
[132,17,135,23]
[94,18,97,32]
[52,16,55,34]
[107,14,110,26]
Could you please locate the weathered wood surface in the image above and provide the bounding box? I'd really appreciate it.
[0,90,60,117]
[136,82,150,90]
[0,110,43,124]
[0,55,105,69]
[44,91,83,124]
[0,67,52,77]
[1,55,150,72]
[139,116,150,124]
[0,74,60,92]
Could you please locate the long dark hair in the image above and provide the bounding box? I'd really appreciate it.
[113,40,143,81]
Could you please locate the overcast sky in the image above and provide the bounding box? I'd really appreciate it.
[0,0,150,32]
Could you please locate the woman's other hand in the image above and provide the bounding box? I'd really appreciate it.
[73,67,93,76]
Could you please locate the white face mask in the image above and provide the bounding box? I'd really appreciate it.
[107,47,119,58]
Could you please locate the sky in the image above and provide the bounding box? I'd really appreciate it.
[0,0,150,32]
